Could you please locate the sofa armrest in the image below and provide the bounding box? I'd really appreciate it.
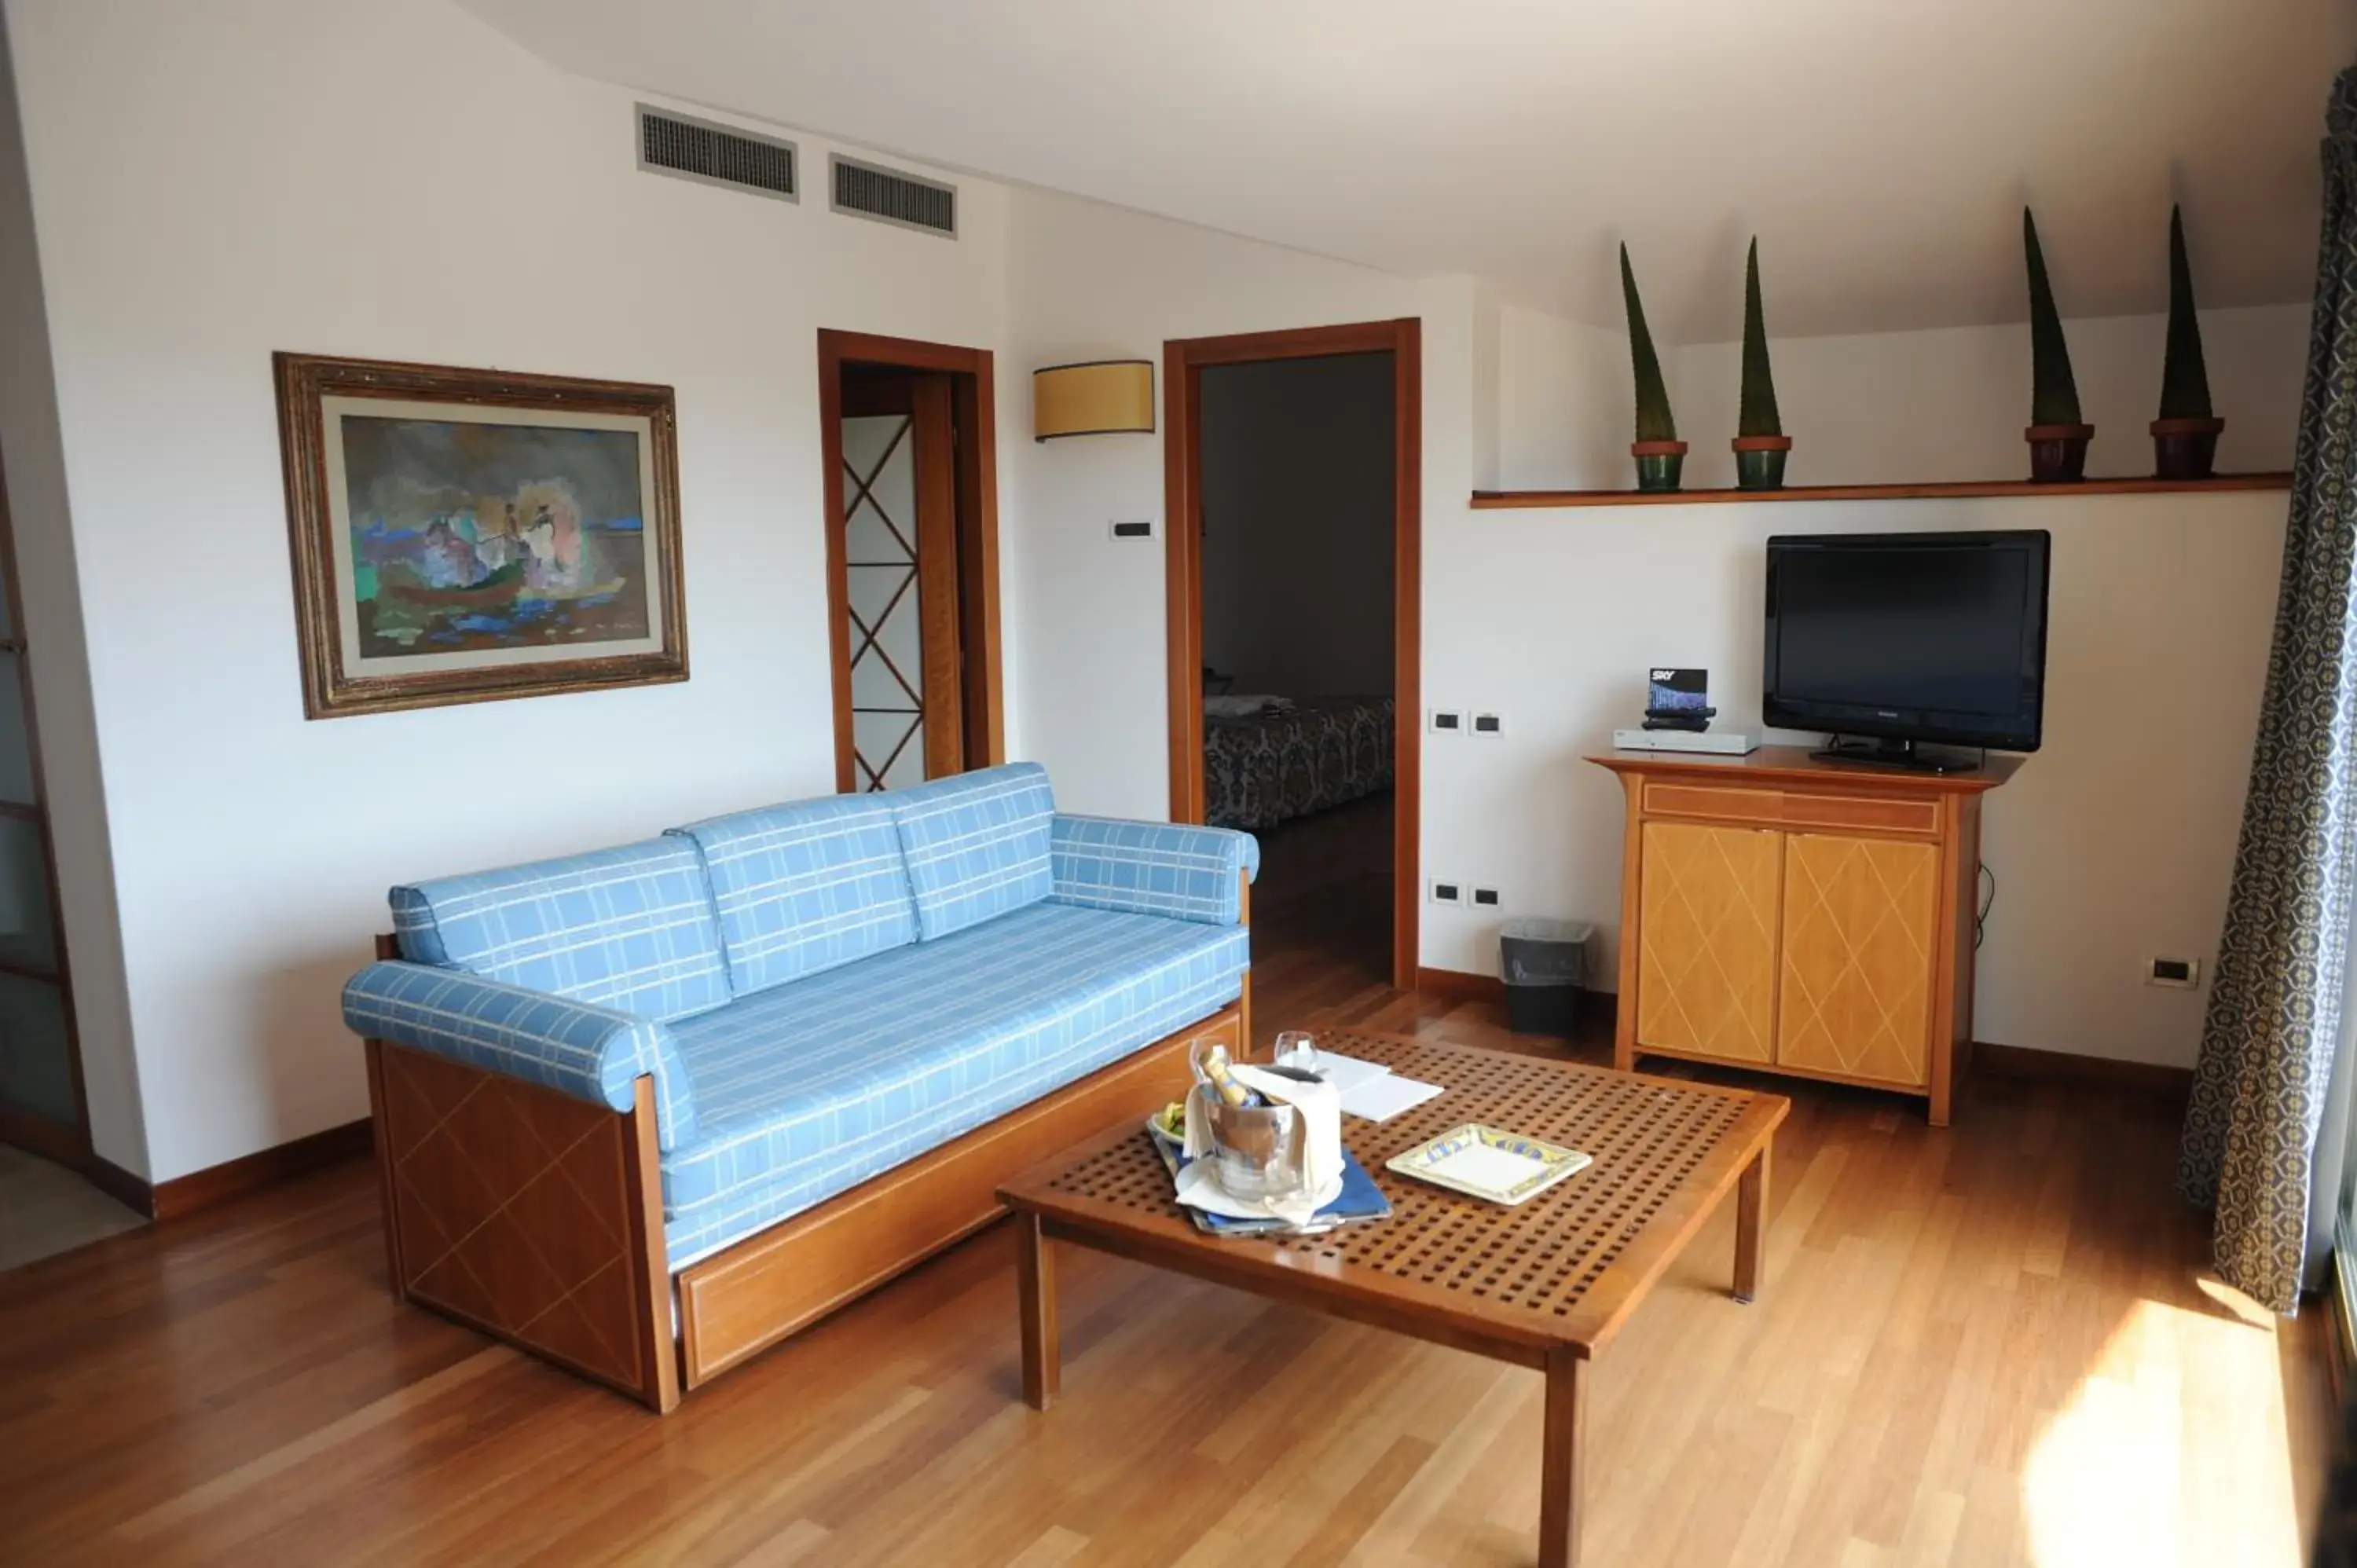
[1047,815,1260,926]
[342,962,698,1150]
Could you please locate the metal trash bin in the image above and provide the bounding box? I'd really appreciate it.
[1498,918,1594,1038]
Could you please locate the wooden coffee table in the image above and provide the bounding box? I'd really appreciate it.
[996,1031,1787,1568]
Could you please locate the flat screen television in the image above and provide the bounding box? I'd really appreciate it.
[1763,529,2051,760]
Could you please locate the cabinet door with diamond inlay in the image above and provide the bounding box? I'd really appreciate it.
[1776,833,1937,1087]
[1636,822,1780,1064]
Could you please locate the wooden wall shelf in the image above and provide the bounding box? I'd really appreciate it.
[1470,472,2292,510]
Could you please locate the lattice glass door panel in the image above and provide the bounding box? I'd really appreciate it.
[1776,833,1936,1087]
[842,413,928,790]
[1636,822,1780,1064]
[0,973,71,1126]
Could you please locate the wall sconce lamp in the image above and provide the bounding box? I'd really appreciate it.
[1032,359,1155,441]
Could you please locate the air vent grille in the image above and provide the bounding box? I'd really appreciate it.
[831,155,956,237]
[636,106,797,202]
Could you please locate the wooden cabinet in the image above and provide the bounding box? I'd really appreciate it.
[1594,747,2018,1124]
[1634,822,1780,1064]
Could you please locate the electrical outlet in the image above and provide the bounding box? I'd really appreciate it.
[2147,955,2201,988]
[1428,709,1464,735]
[1471,886,1501,909]
[1428,879,1463,906]
[1471,712,1505,738]
[1109,519,1154,540]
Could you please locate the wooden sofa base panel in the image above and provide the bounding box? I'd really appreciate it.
[366,1039,678,1412]
[363,1001,1237,1411]
[676,1002,1230,1387]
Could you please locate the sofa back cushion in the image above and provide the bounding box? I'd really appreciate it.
[668,794,917,996]
[886,762,1056,941]
[391,838,731,1023]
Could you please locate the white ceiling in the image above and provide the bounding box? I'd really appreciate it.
[459,0,2353,343]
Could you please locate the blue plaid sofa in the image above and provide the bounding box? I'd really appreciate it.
[343,763,1256,1409]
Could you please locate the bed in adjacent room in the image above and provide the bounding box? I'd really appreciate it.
[1202,694,1395,833]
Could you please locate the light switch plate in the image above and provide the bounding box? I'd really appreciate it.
[1429,879,1464,906]
[1471,712,1505,737]
[1428,709,1464,735]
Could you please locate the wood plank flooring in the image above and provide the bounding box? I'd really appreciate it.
[0,816,2335,1565]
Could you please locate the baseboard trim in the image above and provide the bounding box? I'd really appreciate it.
[1415,965,1504,1004]
[1970,1040,2192,1100]
[1414,967,1619,1035]
[148,1117,375,1221]
[82,1152,156,1219]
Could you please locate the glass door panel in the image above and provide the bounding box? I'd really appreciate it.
[0,966,69,1126]
[0,815,57,976]
[842,413,927,790]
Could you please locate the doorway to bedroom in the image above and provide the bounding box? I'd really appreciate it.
[1163,320,1420,1020]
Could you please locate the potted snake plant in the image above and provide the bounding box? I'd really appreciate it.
[1620,244,1686,491]
[1732,238,1791,489]
[2024,208,2092,482]
[2153,205,2224,479]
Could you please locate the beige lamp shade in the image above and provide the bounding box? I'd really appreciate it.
[1033,359,1155,440]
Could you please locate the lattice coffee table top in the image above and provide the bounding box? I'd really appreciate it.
[1002,1031,1787,1357]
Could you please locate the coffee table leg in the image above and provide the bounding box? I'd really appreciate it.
[1538,1350,1588,1568]
[1017,1211,1059,1410]
[1734,1144,1769,1303]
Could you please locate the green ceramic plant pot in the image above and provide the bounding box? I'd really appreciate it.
[1633,439,1688,493]
[1732,434,1793,491]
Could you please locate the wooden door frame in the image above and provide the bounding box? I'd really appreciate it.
[0,440,92,1169]
[1162,318,1422,989]
[818,329,1006,793]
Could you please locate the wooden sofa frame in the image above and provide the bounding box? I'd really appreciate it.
[361,874,1251,1412]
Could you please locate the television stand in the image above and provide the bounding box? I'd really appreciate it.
[1810,736,1985,774]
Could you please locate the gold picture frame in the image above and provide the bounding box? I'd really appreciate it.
[275,351,688,718]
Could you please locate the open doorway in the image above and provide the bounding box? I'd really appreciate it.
[819,330,1004,789]
[1164,320,1421,1013]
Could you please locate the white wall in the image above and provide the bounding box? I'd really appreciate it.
[1666,304,2310,489]
[1442,303,2305,1068]
[2,0,1012,1180]
[1199,354,1395,697]
[1001,189,1450,821]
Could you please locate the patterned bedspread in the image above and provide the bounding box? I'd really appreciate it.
[1204,696,1395,833]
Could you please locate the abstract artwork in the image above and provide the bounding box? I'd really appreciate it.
[277,353,687,717]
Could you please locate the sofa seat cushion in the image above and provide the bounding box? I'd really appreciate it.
[887,762,1056,942]
[391,838,731,1024]
[659,902,1247,1266]
[669,794,917,996]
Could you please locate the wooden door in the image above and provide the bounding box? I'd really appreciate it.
[1776,833,1937,1087]
[838,371,963,789]
[1636,822,1780,1064]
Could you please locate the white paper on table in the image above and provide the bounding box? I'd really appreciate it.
[1298,1050,1391,1097]
[1339,1074,1444,1123]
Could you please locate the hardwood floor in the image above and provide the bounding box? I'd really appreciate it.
[0,922,2336,1566]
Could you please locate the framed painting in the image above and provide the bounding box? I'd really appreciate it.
[275,352,688,718]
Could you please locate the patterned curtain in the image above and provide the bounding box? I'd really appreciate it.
[2178,66,2357,1313]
